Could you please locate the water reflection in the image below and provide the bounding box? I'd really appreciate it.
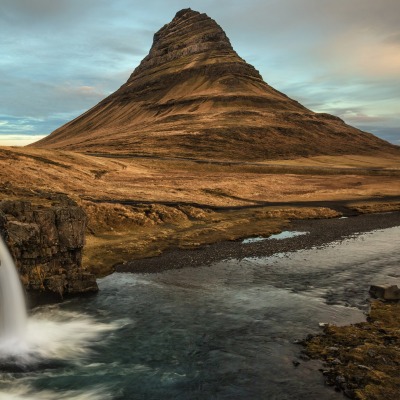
[242,231,309,244]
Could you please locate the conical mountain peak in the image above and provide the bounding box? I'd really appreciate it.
[33,9,397,160]
[131,8,237,81]
[173,8,199,20]
[152,7,232,51]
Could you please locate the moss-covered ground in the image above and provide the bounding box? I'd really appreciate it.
[305,301,400,399]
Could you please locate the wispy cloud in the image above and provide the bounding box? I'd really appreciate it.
[0,117,36,133]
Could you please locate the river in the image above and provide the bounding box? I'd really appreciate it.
[1,225,399,399]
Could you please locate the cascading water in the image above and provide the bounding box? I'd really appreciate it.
[0,235,118,373]
[0,236,27,342]
[0,236,120,400]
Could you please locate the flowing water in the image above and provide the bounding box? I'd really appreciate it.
[0,237,28,345]
[0,227,399,399]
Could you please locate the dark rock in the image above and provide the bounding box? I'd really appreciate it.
[369,284,400,300]
[343,388,356,398]
[0,196,98,303]
[335,375,346,386]
[319,368,330,376]
[299,353,310,361]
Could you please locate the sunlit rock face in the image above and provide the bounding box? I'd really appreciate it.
[33,9,398,160]
[0,195,98,303]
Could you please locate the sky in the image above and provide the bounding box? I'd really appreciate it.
[1,0,399,146]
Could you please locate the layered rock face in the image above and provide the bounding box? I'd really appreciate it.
[33,8,398,160]
[0,195,98,303]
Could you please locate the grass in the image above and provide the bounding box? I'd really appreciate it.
[1,146,399,275]
[82,203,340,276]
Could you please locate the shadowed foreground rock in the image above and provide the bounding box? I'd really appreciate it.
[0,195,98,304]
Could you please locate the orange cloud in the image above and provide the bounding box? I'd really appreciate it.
[315,29,400,78]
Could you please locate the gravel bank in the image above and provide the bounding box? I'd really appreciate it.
[116,211,400,273]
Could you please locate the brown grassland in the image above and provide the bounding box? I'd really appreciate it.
[1,146,399,275]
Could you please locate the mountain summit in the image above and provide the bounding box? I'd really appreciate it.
[33,8,397,159]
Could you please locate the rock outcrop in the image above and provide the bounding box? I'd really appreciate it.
[369,284,400,300]
[0,195,98,304]
[32,8,398,160]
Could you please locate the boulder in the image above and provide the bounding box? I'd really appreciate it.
[369,284,400,300]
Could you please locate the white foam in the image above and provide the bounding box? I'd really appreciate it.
[0,308,126,366]
[0,384,112,400]
[0,237,128,368]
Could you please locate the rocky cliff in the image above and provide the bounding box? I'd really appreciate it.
[33,8,398,160]
[0,195,98,304]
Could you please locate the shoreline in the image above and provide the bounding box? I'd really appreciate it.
[114,210,400,399]
[116,210,400,273]
[304,300,400,399]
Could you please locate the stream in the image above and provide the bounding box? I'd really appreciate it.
[1,226,399,399]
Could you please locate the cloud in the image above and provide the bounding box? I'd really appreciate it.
[384,32,400,44]
[0,0,97,26]
[338,112,386,125]
[58,84,106,99]
[0,78,109,117]
[310,29,400,79]
[0,117,36,133]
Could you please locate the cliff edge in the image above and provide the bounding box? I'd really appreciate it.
[0,194,98,305]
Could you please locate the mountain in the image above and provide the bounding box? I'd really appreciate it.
[32,8,398,160]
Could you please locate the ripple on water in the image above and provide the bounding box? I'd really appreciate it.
[0,384,112,400]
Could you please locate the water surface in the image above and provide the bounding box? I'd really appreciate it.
[242,230,308,244]
[1,226,399,399]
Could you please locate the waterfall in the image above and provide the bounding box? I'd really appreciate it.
[0,235,27,340]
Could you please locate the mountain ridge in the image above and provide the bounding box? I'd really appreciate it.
[32,8,398,160]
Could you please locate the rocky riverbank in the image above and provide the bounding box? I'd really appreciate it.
[116,210,400,274]
[115,211,400,400]
[304,301,400,399]
[84,197,400,276]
